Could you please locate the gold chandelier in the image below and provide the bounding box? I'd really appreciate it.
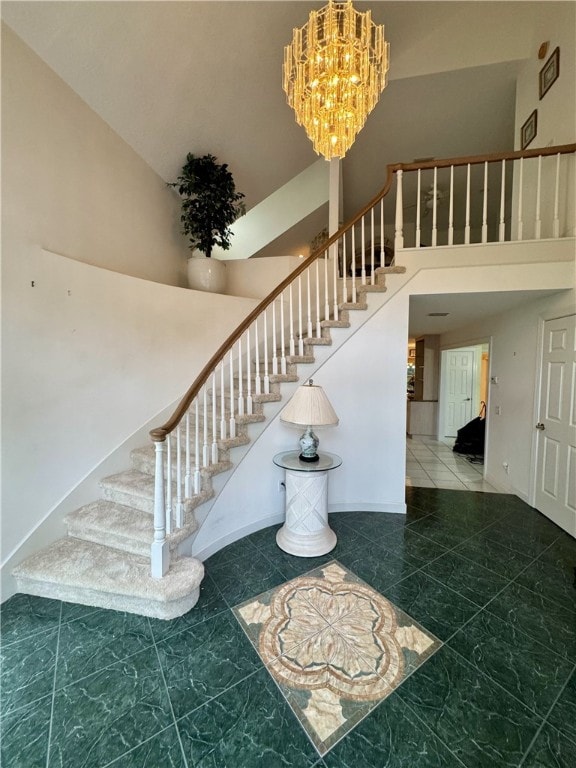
[283,0,389,160]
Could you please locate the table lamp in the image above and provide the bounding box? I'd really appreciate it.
[280,379,339,462]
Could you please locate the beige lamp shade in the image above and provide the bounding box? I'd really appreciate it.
[280,380,339,427]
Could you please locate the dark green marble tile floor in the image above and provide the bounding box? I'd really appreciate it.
[1,488,575,767]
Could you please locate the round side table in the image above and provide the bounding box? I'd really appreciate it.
[273,451,342,557]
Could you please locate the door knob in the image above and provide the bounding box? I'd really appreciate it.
[464,398,471,401]
[535,423,545,430]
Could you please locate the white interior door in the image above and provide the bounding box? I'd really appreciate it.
[443,349,475,437]
[534,314,576,536]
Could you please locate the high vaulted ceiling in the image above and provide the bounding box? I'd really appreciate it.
[2,0,551,221]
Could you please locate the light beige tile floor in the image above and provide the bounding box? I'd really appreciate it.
[406,436,501,492]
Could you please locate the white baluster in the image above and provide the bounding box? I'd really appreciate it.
[254,319,262,395]
[298,277,304,356]
[220,362,226,439]
[237,336,245,416]
[465,163,471,244]
[263,310,271,393]
[176,423,183,528]
[289,284,296,355]
[246,327,253,414]
[482,162,488,243]
[535,155,542,240]
[553,153,560,238]
[448,166,454,246]
[415,169,421,248]
[151,439,169,578]
[351,226,357,303]
[202,386,209,467]
[229,350,236,437]
[499,159,506,242]
[379,198,385,266]
[211,371,218,465]
[517,157,524,241]
[271,300,278,374]
[360,215,366,284]
[279,297,287,374]
[370,208,375,285]
[307,269,313,338]
[395,169,404,251]
[165,435,173,535]
[324,251,330,320]
[194,398,200,494]
[185,411,191,498]
[432,167,438,247]
[332,243,339,320]
[342,231,348,303]
[315,260,321,337]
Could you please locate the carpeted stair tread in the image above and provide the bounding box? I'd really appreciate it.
[64,500,198,557]
[12,537,204,619]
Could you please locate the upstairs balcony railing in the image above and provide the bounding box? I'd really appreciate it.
[148,143,575,577]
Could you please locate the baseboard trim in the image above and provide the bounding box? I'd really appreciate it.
[329,502,407,515]
[193,512,285,562]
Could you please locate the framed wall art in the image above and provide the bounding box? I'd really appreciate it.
[521,110,538,150]
[539,47,560,99]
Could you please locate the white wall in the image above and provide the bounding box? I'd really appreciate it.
[223,256,301,299]
[1,249,257,573]
[441,289,575,500]
[515,3,576,150]
[211,161,330,261]
[512,4,576,238]
[1,24,190,287]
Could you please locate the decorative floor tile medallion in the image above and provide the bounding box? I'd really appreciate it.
[233,561,441,755]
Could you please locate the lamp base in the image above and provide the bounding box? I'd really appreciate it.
[299,426,319,462]
[298,453,319,463]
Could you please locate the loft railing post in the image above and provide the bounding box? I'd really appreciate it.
[448,166,454,246]
[499,159,506,242]
[481,162,488,243]
[151,437,169,578]
[517,157,524,241]
[465,163,471,244]
[535,155,542,240]
[394,169,404,251]
[415,169,421,248]
[431,167,438,247]
[553,153,561,238]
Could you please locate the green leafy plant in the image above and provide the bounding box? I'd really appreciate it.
[169,153,245,257]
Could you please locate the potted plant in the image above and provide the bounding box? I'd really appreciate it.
[169,153,245,291]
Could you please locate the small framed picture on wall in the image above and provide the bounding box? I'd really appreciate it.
[521,110,538,150]
[539,47,560,99]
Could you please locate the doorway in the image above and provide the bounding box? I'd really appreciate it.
[439,343,490,440]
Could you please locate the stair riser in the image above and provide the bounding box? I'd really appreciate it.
[101,486,154,514]
[13,577,201,621]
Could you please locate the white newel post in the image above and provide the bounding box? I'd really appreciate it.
[151,437,169,577]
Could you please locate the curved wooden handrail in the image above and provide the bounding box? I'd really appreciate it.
[390,142,576,173]
[150,143,576,442]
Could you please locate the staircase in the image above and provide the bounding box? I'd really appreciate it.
[12,266,403,619]
[11,143,575,618]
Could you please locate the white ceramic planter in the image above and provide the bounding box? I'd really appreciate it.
[187,254,227,293]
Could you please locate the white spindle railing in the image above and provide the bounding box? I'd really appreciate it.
[392,144,575,248]
[147,143,575,578]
